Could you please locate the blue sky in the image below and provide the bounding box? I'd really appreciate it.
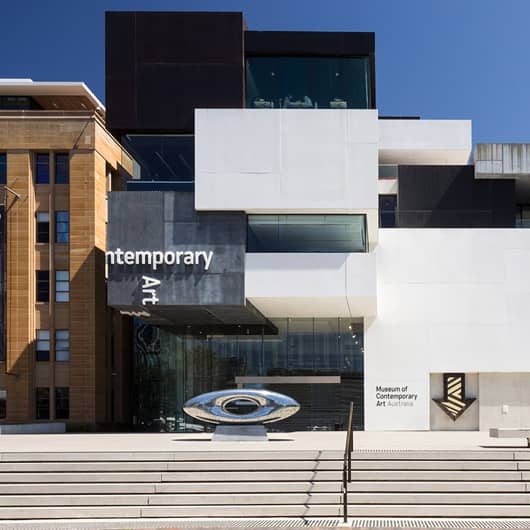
[1,0,529,144]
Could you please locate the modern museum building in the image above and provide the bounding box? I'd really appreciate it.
[101,11,530,433]
[48,10,530,433]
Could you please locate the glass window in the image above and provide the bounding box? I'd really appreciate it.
[35,387,50,420]
[55,154,69,184]
[55,330,69,362]
[0,153,6,184]
[379,195,397,228]
[121,135,194,188]
[55,270,69,302]
[246,56,371,110]
[55,211,69,243]
[0,388,5,419]
[36,330,50,362]
[55,387,69,419]
[516,205,530,228]
[35,154,50,184]
[36,212,50,243]
[132,317,364,433]
[0,96,36,110]
[247,215,367,253]
[36,270,49,302]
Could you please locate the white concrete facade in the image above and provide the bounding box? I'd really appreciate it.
[195,108,530,432]
[245,252,377,317]
[379,119,472,165]
[365,229,530,431]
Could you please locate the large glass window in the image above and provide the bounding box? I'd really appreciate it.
[247,215,367,253]
[246,56,371,109]
[132,317,364,432]
[35,154,50,184]
[36,212,50,243]
[55,271,69,302]
[55,330,69,362]
[36,330,50,362]
[121,135,194,189]
[55,154,69,184]
[55,387,69,419]
[55,211,69,243]
[36,270,49,302]
[35,387,50,420]
[0,153,6,184]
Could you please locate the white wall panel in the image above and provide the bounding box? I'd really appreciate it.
[245,252,376,318]
[379,119,472,165]
[195,109,378,213]
[366,229,530,430]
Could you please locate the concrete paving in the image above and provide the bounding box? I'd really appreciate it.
[0,430,529,453]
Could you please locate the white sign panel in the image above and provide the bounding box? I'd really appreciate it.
[365,379,429,430]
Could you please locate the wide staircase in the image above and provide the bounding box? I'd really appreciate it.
[1,449,530,519]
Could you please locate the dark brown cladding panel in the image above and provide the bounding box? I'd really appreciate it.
[245,31,375,57]
[106,11,245,135]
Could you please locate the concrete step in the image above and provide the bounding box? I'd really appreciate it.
[0,469,524,483]
[0,450,520,462]
[0,459,519,472]
[0,480,527,495]
[4,504,530,519]
[0,492,529,507]
[160,470,524,481]
[0,483,158,494]
[137,504,530,518]
[0,472,163,483]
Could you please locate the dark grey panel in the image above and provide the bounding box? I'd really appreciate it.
[107,191,257,323]
[397,165,515,228]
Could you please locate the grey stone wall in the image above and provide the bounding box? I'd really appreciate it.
[107,191,246,308]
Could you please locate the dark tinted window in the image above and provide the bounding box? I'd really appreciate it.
[36,330,50,362]
[55,270,69,302]
[55,154,69,184]
[36,212,50,243]
[0,96,38,110]
[36,270,49,302]
[55,387,69,419]
[36,154,50,184]
[0,154,6,184]
[379,195,397,228]
[35,387,50,420]
[55,330,69,362]
[247,215,367,252]
[55,211,69,243]
[246,56,371,109]
[0,389,5,419]
[121,135,194,188]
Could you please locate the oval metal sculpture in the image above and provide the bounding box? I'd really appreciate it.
[183,389,300,425]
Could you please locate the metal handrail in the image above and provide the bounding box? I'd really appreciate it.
[342,401,354,523]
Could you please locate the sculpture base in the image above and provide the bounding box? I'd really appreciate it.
[212,424,268,442]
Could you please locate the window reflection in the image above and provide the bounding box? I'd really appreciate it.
[132,317,364,432]
[121,135,194,188]
[246,56,371,110]
[248,214,367,253]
